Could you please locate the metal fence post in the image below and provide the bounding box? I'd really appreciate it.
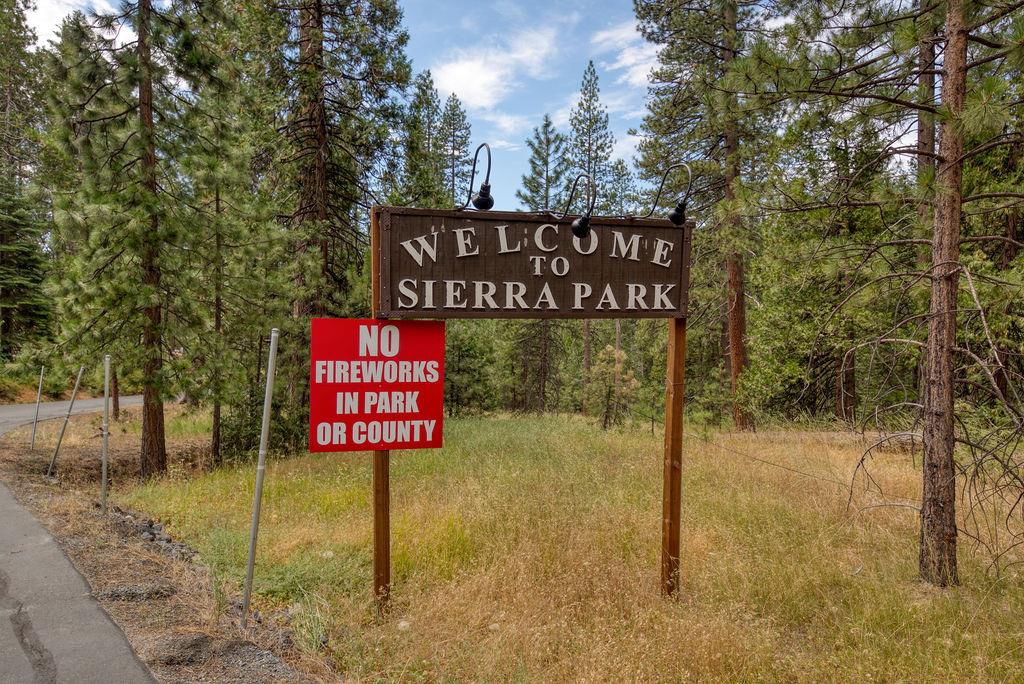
[30,366,44,449]
[242,328,279,628]
[102,355,110,514]
[47,365,85,478]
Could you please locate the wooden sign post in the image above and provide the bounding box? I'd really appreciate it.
[368,206,693,604]
[370,212,390,608]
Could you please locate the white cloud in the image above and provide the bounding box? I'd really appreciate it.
[612,133,642,161]
[29,0,132,46]
[763,14,795,30]
[590,20,660,88]
[29,0,85,44]
[551,92,580,128]
[489,139,521,152]
[480,111,530,136]
[493,0,526,22]
[433,26,558,110]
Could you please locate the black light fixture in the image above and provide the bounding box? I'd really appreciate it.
[639,162,693,226]
[552,173,598,238]
[459,143,494,211]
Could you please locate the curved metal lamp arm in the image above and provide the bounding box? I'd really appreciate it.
[552,173,597,220]
[458,143,492,211]
[639,162,693,223]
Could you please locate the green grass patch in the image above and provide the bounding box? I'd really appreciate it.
[119,416,1024,681]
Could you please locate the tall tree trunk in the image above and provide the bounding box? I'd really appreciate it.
[720,295,731,384]
[289,0,329,413]
[722,0,751,431]
[835,351,856,422]
[920,0,967,587]
[138,0,166,477]
[916,0,936,267]
[212,185,223,466]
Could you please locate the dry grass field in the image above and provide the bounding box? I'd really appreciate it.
[110,415,1024,682]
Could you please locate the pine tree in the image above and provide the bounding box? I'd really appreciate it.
[177,3,292,464]
[727,0,1024,585]
[399,71,446,207]
[279,0,409,434]
[569,61,615,385]
[635,0,783,431]
[46,3,222,476]
[0,0,49,358]
[516,114,570,212]
[569,61,615,211]
[0,177,49,360]
[605,159,637,215]
[0,0,41,183]
[437,93,471,208]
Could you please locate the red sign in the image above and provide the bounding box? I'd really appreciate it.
[309,318,445,452]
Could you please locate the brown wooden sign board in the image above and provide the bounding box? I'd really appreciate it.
[369,205,692,608]
[373,206,692,319]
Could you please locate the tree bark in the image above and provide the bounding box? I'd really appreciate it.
[835,351,856,422]
[288,0,329,415]
[722,0,752,431]
[138,0,166,477]
[916,0,936,267]
[920,0,967,587]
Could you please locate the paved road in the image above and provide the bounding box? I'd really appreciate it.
[0,397,154,683]
[0,395,142,435]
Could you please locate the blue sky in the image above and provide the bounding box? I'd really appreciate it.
[402,0,657,208]
[29,0,658,209]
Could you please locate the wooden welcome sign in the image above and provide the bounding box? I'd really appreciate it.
[369,205,694,606]
[374,206,691,319]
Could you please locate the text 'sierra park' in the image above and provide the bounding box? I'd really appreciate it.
[373,207,692,320]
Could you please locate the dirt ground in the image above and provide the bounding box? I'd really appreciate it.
[0,407,337,683]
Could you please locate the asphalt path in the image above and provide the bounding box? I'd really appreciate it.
[0,395,142,435]
[0,396,154,683]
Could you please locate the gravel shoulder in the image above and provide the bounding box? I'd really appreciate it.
[0,407,334,683]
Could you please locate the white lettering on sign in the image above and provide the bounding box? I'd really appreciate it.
[573,232,598,255]
[474,281,498,309]
[596,284,620,310]
[653,284,676,309]
[391,280,679,313]
[385,217,688,316]
[627,284,649,310]
[310,319,445,452]
[363,391,420,413]
[400,231,439,267]
[610,231,641,262]
[494,225,521,254]
[573,282,592,310]
[534,224,558,252]
[315,360,441,383]
[315,419,437,446]
[445,280,468,308]
[359,324,400,357]
[453,227,479,257]
[652,238,674,268]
